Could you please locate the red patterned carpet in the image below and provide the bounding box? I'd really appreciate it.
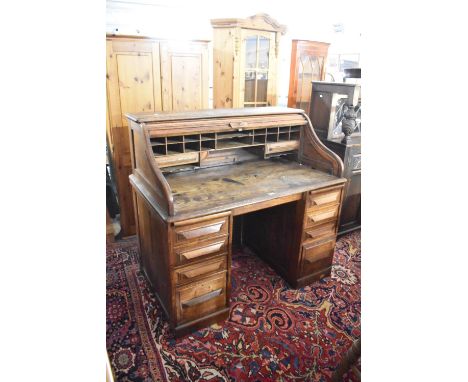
[106,231,361,381]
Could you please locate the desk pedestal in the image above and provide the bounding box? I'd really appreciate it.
[132,183,344,336]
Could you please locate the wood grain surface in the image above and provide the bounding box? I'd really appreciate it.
[165,158,344,217]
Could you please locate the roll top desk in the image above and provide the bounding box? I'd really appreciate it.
[127,107,346,336]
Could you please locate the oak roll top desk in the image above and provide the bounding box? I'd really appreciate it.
[127,107,347,336]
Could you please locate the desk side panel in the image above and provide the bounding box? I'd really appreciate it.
[134,190,173,320]
[300,113,344,177]
[129,120,174,215]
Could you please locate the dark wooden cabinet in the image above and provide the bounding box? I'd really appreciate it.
[309,82,361,235]
[127,107,346,336]
[320,137,360,235]
[288,40,329,114]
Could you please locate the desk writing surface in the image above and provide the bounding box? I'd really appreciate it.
[165,158,345,217]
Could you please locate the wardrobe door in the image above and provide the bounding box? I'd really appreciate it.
[106,38,162,236]
[159,41,209,111]
[239,30,277,107]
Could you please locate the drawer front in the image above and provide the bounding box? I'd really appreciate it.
[305,204,339,227]
[176,272,227,323]
[301,238,336,277]
[174,256,227,285]
[174,236,228,265]
[303,221,336,244]
[173,214,229,247]
[307,187,342,210]
[265,140,300,155]
[155,152,199,168]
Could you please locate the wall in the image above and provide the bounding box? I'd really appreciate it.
[106,0,361,106]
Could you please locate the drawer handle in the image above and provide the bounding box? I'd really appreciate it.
[182,288,223,307]
[310,192,340,206]
[178,222,224,241]
[305,226,334,239]
[178,261,224,280]
[309,210,336,223]
[180,241,225,261]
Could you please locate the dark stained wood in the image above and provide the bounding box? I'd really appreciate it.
[133,190,173,320]
[127,106,303,123]
[128,107,346,336]
[165,158,344,219]
[300,114,344,177]
[243,199,305,285]
[319,136,361,235]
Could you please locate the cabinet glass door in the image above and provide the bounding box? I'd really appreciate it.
[242,33,273,107]
[295,54,324,111]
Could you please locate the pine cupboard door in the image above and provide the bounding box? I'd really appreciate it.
[159,41,209,111]
[239,30,277,108]
[106,38,162,236]
[288,40,329,114]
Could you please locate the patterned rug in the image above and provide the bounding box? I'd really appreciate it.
[106,231,361,382]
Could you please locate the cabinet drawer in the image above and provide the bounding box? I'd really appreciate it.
[155,152,199,168]
[303,221,336,244]
[305,204,339,227]
[307,187,342,209]
[173,214,229,247]
[174,236,228,265]
[174,256,227,285]
[301,238,336,277]
[176,272,227,323]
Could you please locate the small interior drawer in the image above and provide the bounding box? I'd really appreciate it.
[307,187,341,209]
[265,140,300,155]
[174,255,227,285]
[173,214,229,247]
[176,272,227,323]
[301,238,336,277]
[155,152,199,168]
[303,221,336,244]
[305,204,339,228]
[174,236,228,265]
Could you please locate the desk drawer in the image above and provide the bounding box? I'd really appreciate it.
[176,272,227,323]
[301,238,335,277]
[265,140,300,155]
[307,188,342,210]
[155,152,199,168]
[305,204,339,227]
[174,236,228,265]
[174,255,227,285]
[303,221,336,244]
[173,213,229,247]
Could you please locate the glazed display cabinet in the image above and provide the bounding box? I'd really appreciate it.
[287,40,329,114]
[211,14,286,108]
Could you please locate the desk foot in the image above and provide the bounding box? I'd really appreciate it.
[173,307,230,338]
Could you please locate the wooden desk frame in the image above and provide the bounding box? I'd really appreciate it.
[127,107,346,336]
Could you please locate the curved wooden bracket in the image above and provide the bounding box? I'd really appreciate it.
[299,112,344,177]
